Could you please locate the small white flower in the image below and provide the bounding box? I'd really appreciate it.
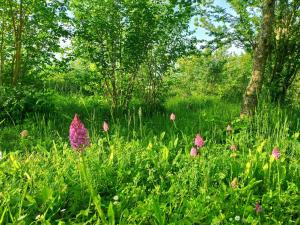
[113,195,119,201]
[60,209,66,212]
[235,215,240,221]
[0,151,2,160]
[35,214,41,220]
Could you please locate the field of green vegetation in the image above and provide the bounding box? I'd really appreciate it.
[1,0,300,224]
[1,93,299,224]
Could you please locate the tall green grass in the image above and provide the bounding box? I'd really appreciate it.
[0,94,299,224]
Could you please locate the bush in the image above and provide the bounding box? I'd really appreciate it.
[0,85,55,124]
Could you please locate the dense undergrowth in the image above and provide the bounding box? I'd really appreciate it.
[0,94,300,224]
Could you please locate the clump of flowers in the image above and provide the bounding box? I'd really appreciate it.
[69,114,90,152]
[189,134,205,157]
[20,130,29,138]
[190,147,198,157]
[255,202,262,214]
[194,134,205,148]
[272,147,280,160]
[170,113,176,121]
[103,121,109,132]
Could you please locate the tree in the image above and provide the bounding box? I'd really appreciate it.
[197,0,261,52]
[0,0,9,86]
[268,0,300,104]
[197,0,300,107]
[0,0,69,86]
[241,0,275,116]
[71,0,198,110]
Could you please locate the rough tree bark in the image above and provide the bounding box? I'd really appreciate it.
[241,0,276,116]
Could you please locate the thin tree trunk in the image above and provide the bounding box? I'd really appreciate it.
[0,12,6,86]
[10,0,24,86]
[13,37,22,86]
[241,0,276,116]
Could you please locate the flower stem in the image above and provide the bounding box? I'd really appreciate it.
[80,154,107,224]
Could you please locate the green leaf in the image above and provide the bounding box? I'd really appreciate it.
[162,146,169,162]
[174,137,179,148]
[160,132,166,141]
[108,202,115,225]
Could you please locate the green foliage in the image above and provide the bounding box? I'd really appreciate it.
[197,0,300,104]
[71,0,198,109]
[169,50,252,101]
[0,0,70,85]
[0,1,300,223]
[197,0,260,51]
[0,85,55,124]
[267,0,300,104]
[220,53,252,100]
[0,95,299,224]
[45,59,102,96]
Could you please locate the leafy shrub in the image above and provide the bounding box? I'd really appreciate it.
[0,85,55,124]
[168,50,251,102]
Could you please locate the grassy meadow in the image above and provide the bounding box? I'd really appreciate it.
[0,93,300,224]
[1,0,300,224]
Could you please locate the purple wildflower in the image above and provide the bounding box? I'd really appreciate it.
[194,134,204,148]
[69,114,90,151]
[272,147,280,160]
[190,147,198,157]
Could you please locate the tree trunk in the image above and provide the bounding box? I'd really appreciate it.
[12,39,22,86]
[0,13,5,86]
[10,0,24,86]
[241,0,275,116]
[0,33,4,86]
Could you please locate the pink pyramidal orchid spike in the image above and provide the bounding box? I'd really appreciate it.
[103,121,109,132]
[190,147,198,157]
[170,113,176,121]
[194,134,204,148]
[69,114,90,152]
[230,145,237,151]
[272,147,280,160]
